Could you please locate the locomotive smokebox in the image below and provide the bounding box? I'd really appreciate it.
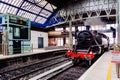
[86,25,91,31]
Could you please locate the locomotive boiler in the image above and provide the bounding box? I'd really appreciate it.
[66,29,109,66]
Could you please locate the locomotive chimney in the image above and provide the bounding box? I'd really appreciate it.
[86,25,91,31]
[75,26,79,39]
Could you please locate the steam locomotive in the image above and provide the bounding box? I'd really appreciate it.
[66,29,109,66]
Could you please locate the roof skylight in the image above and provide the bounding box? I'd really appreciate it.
[0,0,57,25]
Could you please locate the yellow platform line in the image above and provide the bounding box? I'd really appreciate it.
[106,62,112,80]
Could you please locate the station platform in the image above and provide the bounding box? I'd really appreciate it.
[78,50,119,80]
[0,47,66,60]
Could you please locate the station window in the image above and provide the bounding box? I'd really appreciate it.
[55,28,63,31]
[78,26,82,31]
[81,26,86,30]
[72,27,75,31]
[106,24,111,29]
[72,37,75,45]
[56,38,63,46]
[66,27,69,31]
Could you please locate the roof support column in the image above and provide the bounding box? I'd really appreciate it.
[69,21,73,49]
[118,0,120,45]
[63,27,66,46]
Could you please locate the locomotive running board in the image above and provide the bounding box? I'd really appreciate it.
[29,61,73,80]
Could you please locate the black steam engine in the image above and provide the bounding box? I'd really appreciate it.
[66,26,109,65]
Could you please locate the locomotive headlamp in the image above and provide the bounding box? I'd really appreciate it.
[89,50,93,54]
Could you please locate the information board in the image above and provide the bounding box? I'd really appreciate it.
[112,51,120,63]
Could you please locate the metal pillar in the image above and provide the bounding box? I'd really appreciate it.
[115,1,120,78]
[118,0,120,46]
[63,27,66,46]
[69,21,73,49]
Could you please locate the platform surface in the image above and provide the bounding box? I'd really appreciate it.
[78,50,120,80]
[0,48,66,60]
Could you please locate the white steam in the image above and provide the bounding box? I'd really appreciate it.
[84,18,106,27]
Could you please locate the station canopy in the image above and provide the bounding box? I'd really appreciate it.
[0,0,58,28]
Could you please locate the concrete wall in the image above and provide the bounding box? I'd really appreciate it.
[31,30,48,48]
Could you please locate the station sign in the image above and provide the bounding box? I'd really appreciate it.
[112,51,120,63]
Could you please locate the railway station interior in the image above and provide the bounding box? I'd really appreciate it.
[0,0,120,80]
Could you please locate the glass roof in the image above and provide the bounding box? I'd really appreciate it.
[0,0,57,25]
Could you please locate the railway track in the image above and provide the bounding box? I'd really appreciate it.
[29,61,73,80]
[48,54,102,80]
[30,53,102,80]
[0,54,69,80]
[0,51,102,80]
[29,61,87,80]
[49,62,88,80]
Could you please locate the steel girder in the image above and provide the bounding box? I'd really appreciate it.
[48,0,117,27]
[59,0,117,18]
